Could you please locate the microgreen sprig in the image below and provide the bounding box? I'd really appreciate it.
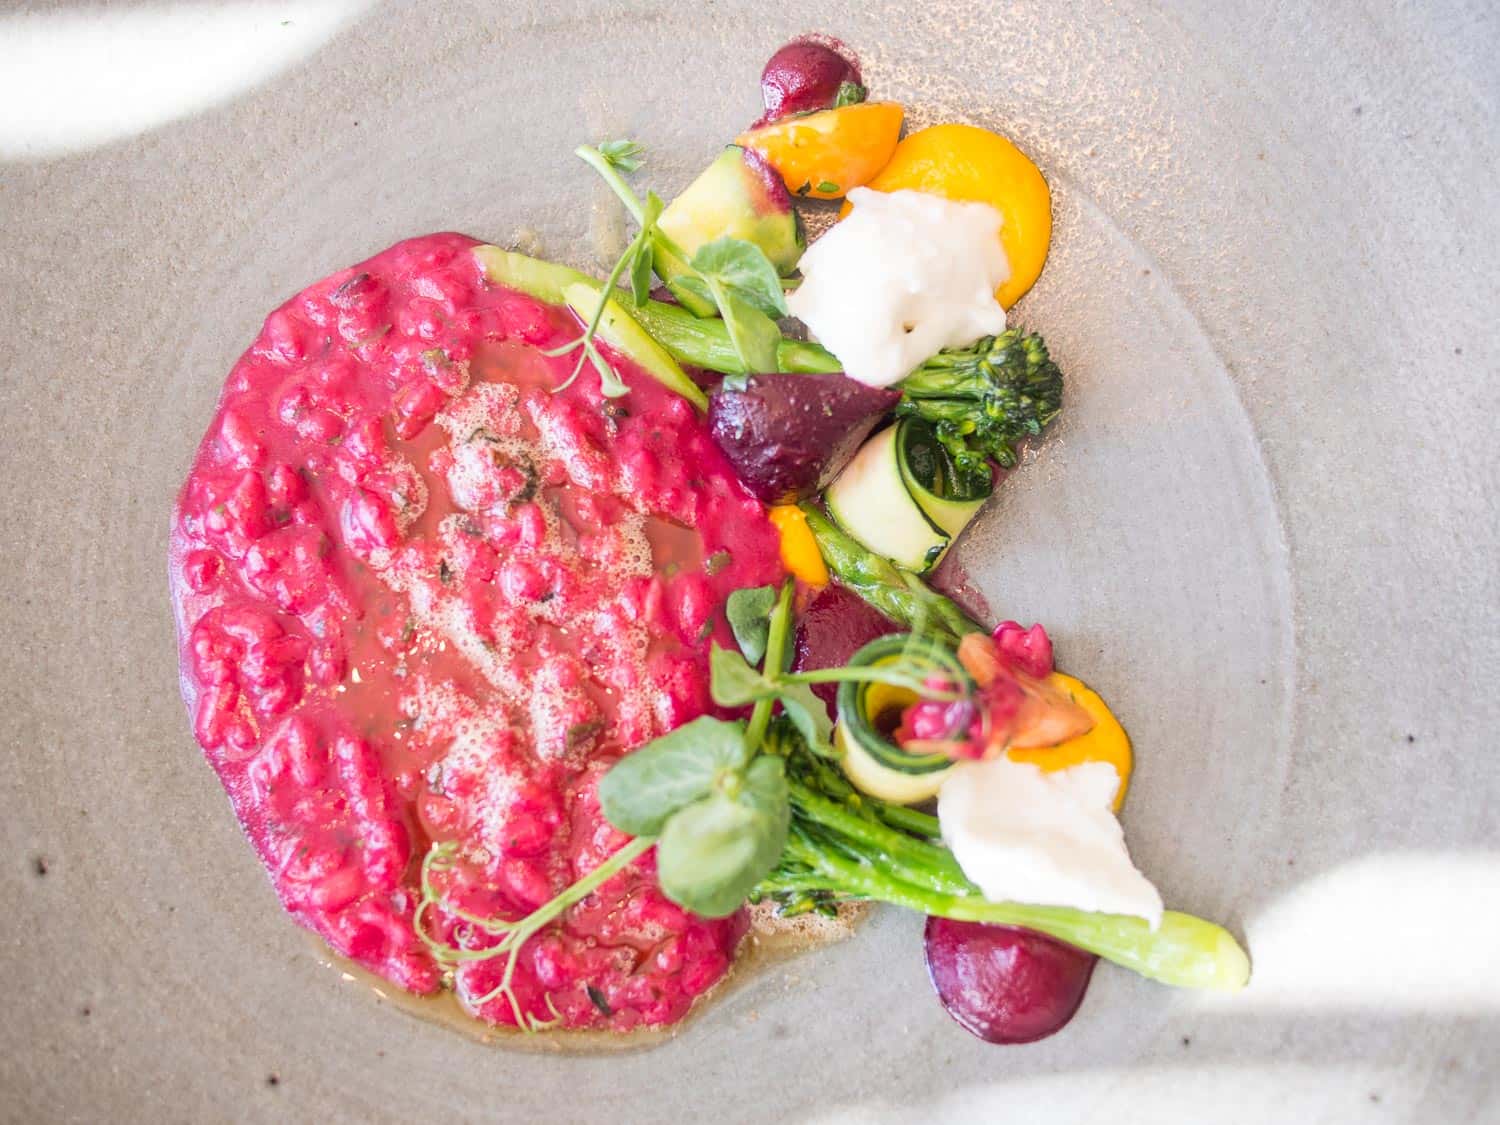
[542,144,664,397]
[414,835,653,1030]
[575,141,790,377]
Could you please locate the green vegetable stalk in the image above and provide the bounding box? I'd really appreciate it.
[758,720,1249,992]
[896,330,1064,485]
[626,297,842,376]
[798,504,981,642]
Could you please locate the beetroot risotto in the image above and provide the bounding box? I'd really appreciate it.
[171,234,783,1029]
[171,35,1248,1044]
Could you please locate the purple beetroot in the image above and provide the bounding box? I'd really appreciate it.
[924,917,1098,1044]
[792,583,900,713]
[709,373,898,504]
[756,36,864,126]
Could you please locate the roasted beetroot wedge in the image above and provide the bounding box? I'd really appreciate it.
[709,372,899,503]
[756,36,865,126]
[924,917,1098,1044]
[792,583,901,712]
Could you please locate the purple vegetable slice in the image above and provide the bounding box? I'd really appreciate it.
[708,372,899,504]
[756,36,865,126]
[792,583,900,712]
[924,917,1098,1044]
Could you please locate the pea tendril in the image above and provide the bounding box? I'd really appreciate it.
[414,835,654,1031]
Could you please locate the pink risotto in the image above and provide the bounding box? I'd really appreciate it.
[169,233,785,1030]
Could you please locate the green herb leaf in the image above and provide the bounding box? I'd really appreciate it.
[691,237,788,317]
[710,643,779,708]
[833,81,867,108]
[654,756,789,917]
[816,180,840,195]
[725,585,777,665]
[774,681,835,756]
[629,242,654,306]
[597,139,645,173]
[714,286,782,374]
[598,716,750,835]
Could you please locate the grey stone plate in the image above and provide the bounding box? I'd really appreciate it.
[2,2,1495,1122]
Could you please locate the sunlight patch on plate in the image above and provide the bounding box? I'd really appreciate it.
[1221,851,1500,1012]
[811,1062,1407,1124]
[0,1,372,159]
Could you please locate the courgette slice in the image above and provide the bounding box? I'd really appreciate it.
[824,426,949,572]
[472,245,592,306]
[835,634,960,786]
[836,723,951,805]
[895,418,992,538]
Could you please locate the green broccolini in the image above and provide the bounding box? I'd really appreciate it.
[895,329,1064,486]
[798,504,981,643]
[752,719,1249,992]
[626,296,842,376]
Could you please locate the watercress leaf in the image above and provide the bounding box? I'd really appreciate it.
[597,138,645,173]
[691,237,788,317]
[710,643,778,708]
[716,287,782,374]
[725,585,777,665]
[740,754,791,831]
[776,681,836,756]
[654,785,786,918]
[598,716,749,835]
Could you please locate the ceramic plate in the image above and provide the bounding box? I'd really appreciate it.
[2,2,1496,1121]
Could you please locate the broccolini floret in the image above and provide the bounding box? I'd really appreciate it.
[895,330,1064,487]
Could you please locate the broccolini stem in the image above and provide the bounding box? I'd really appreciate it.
[781,836,1249,992]
[788,780,970,894]
[627,297,841,376]
[875,803,941,838]
[798,505,982,641]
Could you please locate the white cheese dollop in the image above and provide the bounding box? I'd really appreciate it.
[938,756,1165,927]
[786,188,1011,387]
